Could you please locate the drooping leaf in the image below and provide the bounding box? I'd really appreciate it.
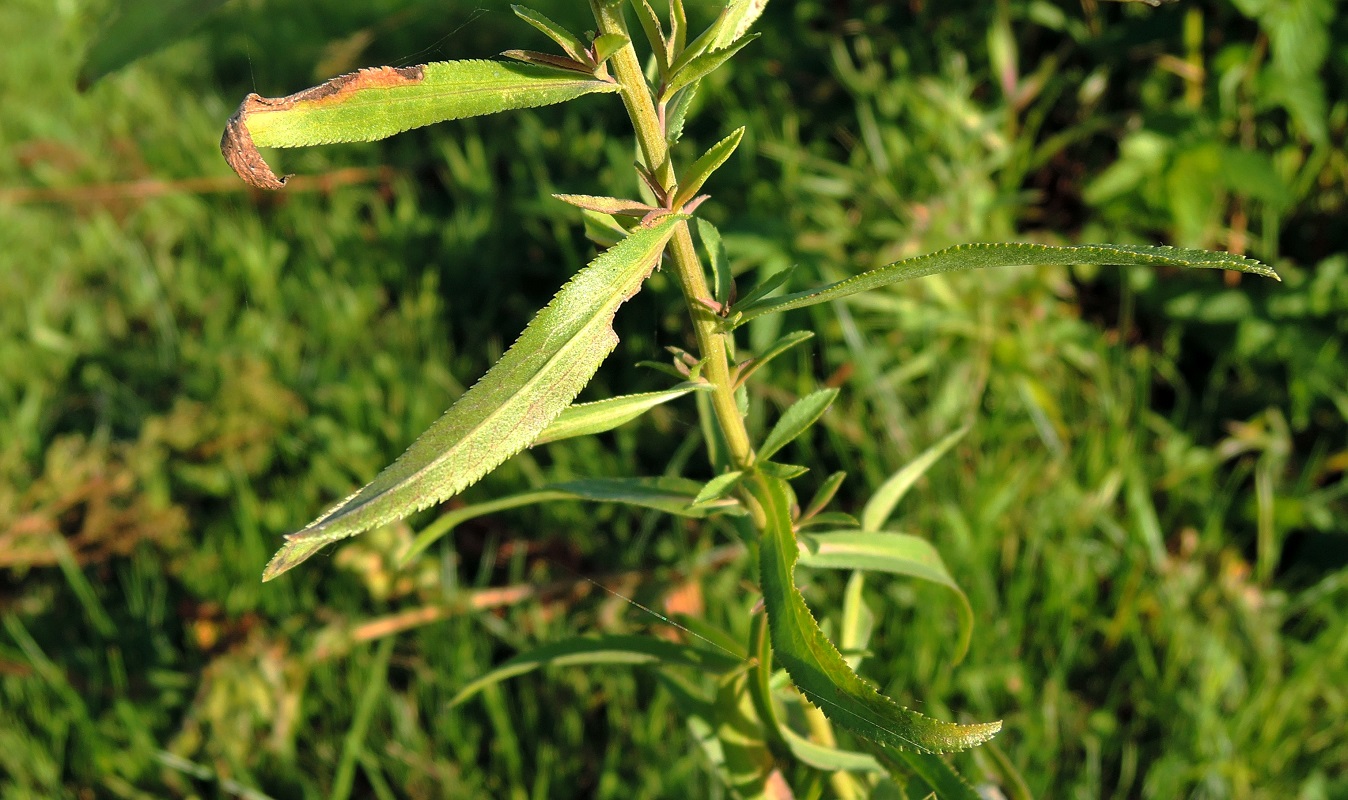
[532,385,705,444]
[798,530,974,664]
[751,474,1001,753]
[511,5,592,64]
[663,34,759,100]
[758,389,839,461]
[672,127,745,208]
[449,635,744,707]
[730,242,1279,327]
[262,216,682,581]
[222,61,618,189]
[80,0,230,88]
[861,427,969,532]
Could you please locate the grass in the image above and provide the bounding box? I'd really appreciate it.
[2,0,1346,797]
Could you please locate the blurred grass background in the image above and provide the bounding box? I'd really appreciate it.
[1,0,1346,797]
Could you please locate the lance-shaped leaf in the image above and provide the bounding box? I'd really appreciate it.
[672,128,745,210]
[750,473,1002,753]
[735,331,815,389]
[81,0,230,88]
[663,34,758,100]
[861,426,969,532]
[713,0,771,49]
[511,5,591,65]
[695,219,734,307]
[758,388,839,461]
[222,60,619,189]
[403,474,742,566]
[262,216,682,581]
[798,530,974,664]
[450,634,744,707]
[730,242,1279,327]
[532,385,706,444]
[554,193,658,218]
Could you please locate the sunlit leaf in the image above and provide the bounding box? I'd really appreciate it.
[80,0,230,88]
[532,385,705,444]
[861,427,969,532]
[758,389,838,461]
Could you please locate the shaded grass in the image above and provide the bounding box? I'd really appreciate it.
[1,0,1345,798]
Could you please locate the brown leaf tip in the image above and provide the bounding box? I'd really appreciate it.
[221,95,288,191]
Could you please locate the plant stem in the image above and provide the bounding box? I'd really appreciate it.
[590,0,754,468]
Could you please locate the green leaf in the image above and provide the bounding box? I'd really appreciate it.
[780,726,885,774]
[449,635,744,707]
[501,50,593,74]
[627,0,671,76]
[222,60,619,189]
[733,264,799,313]
[757,461,809,480]
[802,471,847,521]
[511,5,592,64]
[695,218,733,306]
[672,127,745,208]
[582,209,629,248]
[735,331,814,389]
[262,216,682,581]
[692,471,745,507]
[886,749,982,800]
[532,385,704,444]
[591,33,630,65]
[80,0,229,88]
[403,475,737,566]
[663,34,758,100]
[861,427,969,532]
[713,0,771,49]
[750,474,1001,753]
[731,242,1280,327]
[798,531,974,664]
[665,83,699,144]
[759,389,839,461]
[553,193,657,218]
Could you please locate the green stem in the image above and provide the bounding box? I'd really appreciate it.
[591,0,754,468]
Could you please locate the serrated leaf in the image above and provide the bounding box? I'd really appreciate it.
[663,34,758,100]
[713,0,771,49]
[759,389,839,461]
[886,749,982,800]
[533,385,704,445]
[80,0,230,88]
[262,217,682,581]
[798,530,974,664]
[665,82,699,144]
[731,242,1280,327]
[861,427,969,532]
[751,474,1001,753]
[553,193,658,218]
[735,330,814,388]
[511,5,592,64]
[450,634,743,707]
[403,475,739,566]
[222,60,618,189]
[628,0,671,76]
[673,127,744,208]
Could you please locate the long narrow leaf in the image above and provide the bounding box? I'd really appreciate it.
[731,242,1278,327]
[511,5,591,64]
[861,427,969,531]
[262,216,682,581]
[222,61,618,189]
[672,127,745,208]
[663,35,758,100]
[751,474,1001,753]
[798,530,974,664]
[712,0,771,49]
[532,385,706,444]
[450,635,744,707]
[758,389,839,461]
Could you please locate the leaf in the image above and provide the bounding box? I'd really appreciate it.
[672,127,745,208]
[402,475,738,566]
[750,474,1001,753]
[80,0,230,88]
[511,5,592,64]
[780,726,885,774]
[532,385,704,444]
[663,34,759,100]
[665,83,700,144]
[886,749,982,800]
[798,531,974,664]
[731,242,1280,327]
[861,427,969,532]
[591,33,630,65]
[627,0,671,76]
[262,216,682,581]
[802,471,847,522]
[553,193,658,218]
[692,471,745,507]
[501,50,593,74]
[733,264,799,312]
[449,634,744,707]
[222,61,619,189]
[735,330,815,389]
[695,218,734,307]
[759,389,839,461]
[713,0,771,49]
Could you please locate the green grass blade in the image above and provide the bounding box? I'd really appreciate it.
[449,634,744,707]
[758,388,839,461]
[532,385,706,444]
[751,474,1001,753]
[798,531,974,664]
[861,426,969,532]
[731,242,1279,327]
[262,216,683,581]
[79,0,229,88]
[222,61,619,189]
[672,127,745,208]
